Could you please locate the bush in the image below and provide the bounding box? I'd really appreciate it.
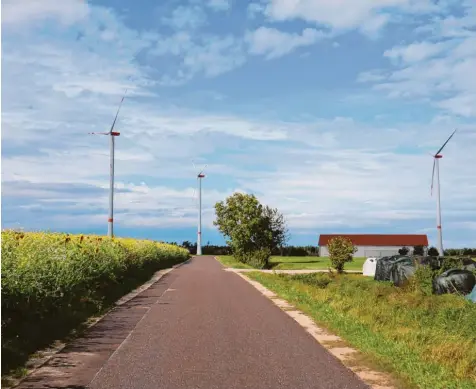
[428,246,439,256]
[398,246,409,255]
[235,247,271,269]
[440,256,464,272]
[327,236,357,273]
[413,245,425,256]
[409,264,438,296]
[1,230,190,374]
[214,192,288,269]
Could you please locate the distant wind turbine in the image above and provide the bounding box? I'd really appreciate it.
[192,161,207,256]
[89,89,128,238]
[430,129,457,256]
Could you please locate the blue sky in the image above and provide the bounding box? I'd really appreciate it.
[2,0,476,248]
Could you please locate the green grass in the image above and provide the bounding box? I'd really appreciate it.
[246,272,476,389]
[216,255,255,269]
[269,256,366,271]
[217,255,366,271]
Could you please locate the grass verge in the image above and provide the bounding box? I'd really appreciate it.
[269,256,365,271]
[246,272,476,389]
[215,255,255,269]
[217,255,365,271]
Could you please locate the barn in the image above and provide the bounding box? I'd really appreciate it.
[318,234,429,258]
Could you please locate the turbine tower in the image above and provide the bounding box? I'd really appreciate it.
[89,90,128,238]
[193,162,207,255]
[430,129,457,256]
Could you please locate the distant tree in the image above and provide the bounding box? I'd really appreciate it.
[327,236,357,273]
[428,246,439,256]
[413,245,425,256]
[214,192,288,269]
[398,246,409,255]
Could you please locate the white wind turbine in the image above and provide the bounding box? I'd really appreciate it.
[192,161,207,255]
[89,90,128,238]
[430,129,457,256]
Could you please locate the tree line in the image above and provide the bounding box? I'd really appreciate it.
[160,192,475,268]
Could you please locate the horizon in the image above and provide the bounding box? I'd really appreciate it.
[2,0,476,248]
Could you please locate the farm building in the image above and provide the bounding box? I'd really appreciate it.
[318,234,429,258]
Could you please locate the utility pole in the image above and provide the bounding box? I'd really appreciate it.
[197,172,205,255]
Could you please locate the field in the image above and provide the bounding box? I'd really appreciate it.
[246,272,476,389]
[1,230,190,379]
[217,255,366,271]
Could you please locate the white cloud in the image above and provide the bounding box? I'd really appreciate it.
[384,41,448,64]
[246,27,325,59]
[161,5,208,30]
[150,33,246,83]
[257,0,444,34]
[2,0,89,26]
[358,2,476,117]
[247,2,265,18]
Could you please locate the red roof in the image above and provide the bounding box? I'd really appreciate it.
[318,234,428,247]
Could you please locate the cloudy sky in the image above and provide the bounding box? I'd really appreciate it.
[2,0,475,247]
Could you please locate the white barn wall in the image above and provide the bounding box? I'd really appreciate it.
[319,245,423,258]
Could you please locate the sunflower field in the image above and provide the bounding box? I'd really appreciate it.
[1,230,190,375]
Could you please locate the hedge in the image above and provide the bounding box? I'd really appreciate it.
[1,230,190,375]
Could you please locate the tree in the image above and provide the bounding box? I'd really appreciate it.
[327,236,357,273]
[213,193,288,269]
[398,246,409,255]
[428,246,439,256]
[413,245,425,256]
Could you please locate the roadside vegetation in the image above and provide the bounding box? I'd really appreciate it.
[217,255,366,271]
[214,192,289,269]
[247,271,476,389]
[1,230,190,377]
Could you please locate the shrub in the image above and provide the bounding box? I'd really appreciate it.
[214,192,288,268]
[413,245,425,256]
[440,256,464,272]
[398,246,409,255]
[1,230,190,375]
[409,264,438,295]
[428,246,439,256]
[327,236,357,273]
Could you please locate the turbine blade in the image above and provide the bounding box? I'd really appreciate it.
[435,128,457,155]
[109,89,128,134]
[431,158,436,196]
[199,164,208,175]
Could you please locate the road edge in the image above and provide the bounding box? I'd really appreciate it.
[4,256,192,389]
[231,268,397,389]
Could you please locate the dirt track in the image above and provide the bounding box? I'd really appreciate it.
[16,256,368,389]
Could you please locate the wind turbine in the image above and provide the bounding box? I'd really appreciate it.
[192,162,207,255]
[430,129,457,256]
[89,90,128,238]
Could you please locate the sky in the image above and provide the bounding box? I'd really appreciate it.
[1,0,476,248]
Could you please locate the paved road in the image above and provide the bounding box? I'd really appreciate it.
[17,256,368,389]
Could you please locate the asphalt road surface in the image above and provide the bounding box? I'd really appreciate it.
[17,256,368,389]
